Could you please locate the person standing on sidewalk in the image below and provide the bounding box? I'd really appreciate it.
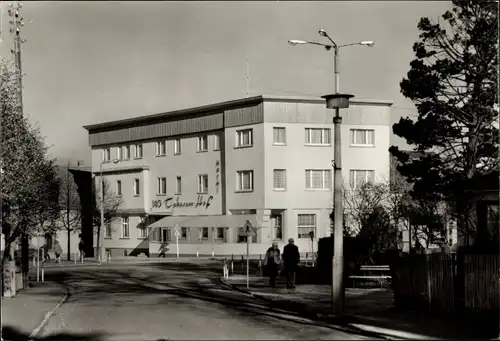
[263,242,281,288]
[282,238,300,289]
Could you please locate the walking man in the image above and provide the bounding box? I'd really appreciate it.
[282,238,300,289]
[264,242,281,287]
[78,239,85,261]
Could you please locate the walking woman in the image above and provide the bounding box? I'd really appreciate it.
[263,242,281,287]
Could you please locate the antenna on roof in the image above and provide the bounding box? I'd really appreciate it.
[245,56,250,98]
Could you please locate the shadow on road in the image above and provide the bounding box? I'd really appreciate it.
[35,268,386,340]
[24,266,499,340]
[1,326,106,341]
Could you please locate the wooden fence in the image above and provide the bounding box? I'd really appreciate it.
[392,252,499,334]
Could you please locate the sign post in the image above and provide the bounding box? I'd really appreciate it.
[36,234,40,282]
[243,220,257,289]
[173,224,181,259]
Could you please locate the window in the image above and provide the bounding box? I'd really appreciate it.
[174,139,181,155]
[197,135,208,152]
[237,170,254,191]
[105,221,112,238]
[273,169,286,190]
[216,227,225,240]
[134,144,143,159]
[236,129,253,147]
[176,176,182,194]
[350,129,375,146]
[123,145,131,160]
[156,141,166,156]
[152,228,158,242]
[116,147,122,161]
[298,214,316,239]
[157,177,167,195]
[116,180,122,196]
[214,135,220,151]
[305,170,332,189]
[201,227,209,240]
[197,174,208,193]
[305,128,331,145]
[133,178,140,196]
[272,214,283,240]
[181,227,187,239]
[121,217,129,238]
[349,170,375,189]
[138,226,147,239]
[102,148,111,162]
[273,127,286,145]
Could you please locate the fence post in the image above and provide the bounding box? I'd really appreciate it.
[305,253,308,266]
[426,254,432,313]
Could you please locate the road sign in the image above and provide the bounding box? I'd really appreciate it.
[173,224,180,259]
[243,220,257,236]
[173,224,181,238]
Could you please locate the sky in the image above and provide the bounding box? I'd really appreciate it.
[0,1,452,166]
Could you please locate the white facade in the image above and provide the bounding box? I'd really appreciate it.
[85,95,392,257]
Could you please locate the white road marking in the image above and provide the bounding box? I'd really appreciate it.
[29,290,69,338]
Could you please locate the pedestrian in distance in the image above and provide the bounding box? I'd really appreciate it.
[263,242,281,288]
[54,240,62,264]
[43,243,50,261]
[78,239,85,260]
[282,238,300,289]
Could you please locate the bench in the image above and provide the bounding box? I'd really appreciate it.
[349,265,391,288]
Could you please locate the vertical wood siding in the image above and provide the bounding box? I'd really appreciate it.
[89,113,224,146]
[224,102,264,128]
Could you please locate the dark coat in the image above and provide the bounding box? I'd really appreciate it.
[283,244,300,267]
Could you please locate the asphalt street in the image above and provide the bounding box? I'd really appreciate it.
[18,262,378,340]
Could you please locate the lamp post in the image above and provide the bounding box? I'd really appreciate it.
[99,159,119,263]
[288,30,374,315]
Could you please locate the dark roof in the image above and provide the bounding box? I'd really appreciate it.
[55,165,92,173]
[83,95,393,132]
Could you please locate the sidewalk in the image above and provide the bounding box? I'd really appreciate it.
[2,280,68,337]
[222,276,477,340]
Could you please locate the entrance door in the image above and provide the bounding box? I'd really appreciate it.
[162,229,168,243]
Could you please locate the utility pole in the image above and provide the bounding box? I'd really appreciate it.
[66,161,71,261]
[8,1,26,113]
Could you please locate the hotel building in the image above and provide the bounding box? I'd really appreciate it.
[84,95,393,257]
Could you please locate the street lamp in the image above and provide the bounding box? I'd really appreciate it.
[99,159,119,263]
[288,29,374,316]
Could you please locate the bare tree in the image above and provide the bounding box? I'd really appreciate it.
[57,165,82,260]
[343,182,400,264]
[344,182,388,236]
[92,179,123,258]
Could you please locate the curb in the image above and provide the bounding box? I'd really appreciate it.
[219,277,395,340]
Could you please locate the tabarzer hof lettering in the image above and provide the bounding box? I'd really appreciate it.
[151,195,213,210]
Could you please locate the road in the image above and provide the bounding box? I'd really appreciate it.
[27,262,377,340]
